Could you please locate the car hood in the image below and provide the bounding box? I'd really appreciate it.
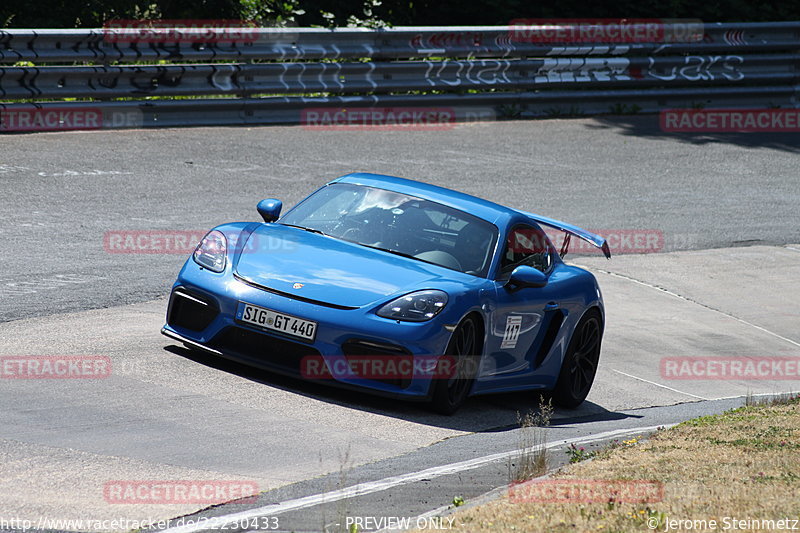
[233,224,460,308]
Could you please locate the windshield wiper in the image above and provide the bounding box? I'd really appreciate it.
[369,246,417,260]
[279,223,329,236]
[358,243,439,265]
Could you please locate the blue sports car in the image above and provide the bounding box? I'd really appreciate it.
[162,173,610,414]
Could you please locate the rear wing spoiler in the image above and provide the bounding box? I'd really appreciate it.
[517,211,611,259]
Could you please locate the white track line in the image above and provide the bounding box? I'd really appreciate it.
[611,369,710,400]
[161,425,668,533]
[596,268,800,349]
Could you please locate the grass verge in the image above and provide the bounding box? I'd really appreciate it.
[416,395,800,532]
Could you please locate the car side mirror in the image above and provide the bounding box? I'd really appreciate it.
[257,199,282,222]
[506,265,548,290]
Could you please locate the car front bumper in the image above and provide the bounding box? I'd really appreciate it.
[161,263,456,399]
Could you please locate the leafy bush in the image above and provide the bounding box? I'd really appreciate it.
[2,0,799,28]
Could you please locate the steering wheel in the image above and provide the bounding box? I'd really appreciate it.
[414,250,463,271]
[341,226,364,241]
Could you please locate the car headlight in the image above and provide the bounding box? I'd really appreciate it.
[377,290,448,322]
[193,230,227,272]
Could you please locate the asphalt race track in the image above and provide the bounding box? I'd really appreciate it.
[1,116,800,532]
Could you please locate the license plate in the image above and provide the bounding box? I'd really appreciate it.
[237,302,317,341]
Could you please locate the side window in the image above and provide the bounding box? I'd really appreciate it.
[499,224,553,277]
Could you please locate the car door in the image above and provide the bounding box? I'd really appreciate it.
[482,223,566,380]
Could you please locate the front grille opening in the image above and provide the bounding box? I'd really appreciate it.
[210,326,321,373]
[342,339,412,389]
[167,288,219,331]
[342,339,410,356]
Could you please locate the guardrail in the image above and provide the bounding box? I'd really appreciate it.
[1,22,799,131]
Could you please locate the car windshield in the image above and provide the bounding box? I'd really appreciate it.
[279,183,498,277]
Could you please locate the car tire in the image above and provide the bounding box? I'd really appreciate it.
[552,308,603,408]
[430,316,479,415]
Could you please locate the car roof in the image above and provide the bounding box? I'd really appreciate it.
[331,173,515,225]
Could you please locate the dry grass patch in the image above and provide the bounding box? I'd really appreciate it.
[508,398,553,483]
[416,397,800,532]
